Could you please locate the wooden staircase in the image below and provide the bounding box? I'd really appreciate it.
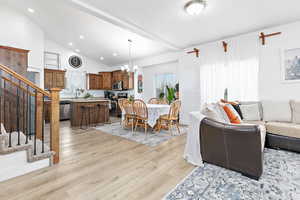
[0,63,60,180]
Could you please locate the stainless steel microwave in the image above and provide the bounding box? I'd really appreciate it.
[112,81,123,90]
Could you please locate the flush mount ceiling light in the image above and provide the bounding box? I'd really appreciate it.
[100,56,104,60]
[75,49,80,53]
[27,8,35,13]
[68,42,73,46]
[79,35,85,39]
[184,0,207,15]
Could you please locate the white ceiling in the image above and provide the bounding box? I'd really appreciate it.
[3,0,170,66]
[3,0,300,66]
[77,0,300,48]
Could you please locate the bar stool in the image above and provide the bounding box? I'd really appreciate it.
[80,105,93,129]
[96,104,110,126]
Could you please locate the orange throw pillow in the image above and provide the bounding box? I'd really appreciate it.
[223,105,241,124]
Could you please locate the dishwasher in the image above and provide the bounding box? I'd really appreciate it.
[59,101,71,121]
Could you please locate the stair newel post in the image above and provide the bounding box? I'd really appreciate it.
[50,88,61,164]
[35,91,43,141]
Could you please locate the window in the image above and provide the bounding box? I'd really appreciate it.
[155,73,177,98]
[44,51,60,69]
[200,35,259,105]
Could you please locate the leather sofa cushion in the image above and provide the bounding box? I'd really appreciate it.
[266,122,300,139]
[239,121,266,152]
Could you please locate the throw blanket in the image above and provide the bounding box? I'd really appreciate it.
[183,111,205,166]
[183,111,266,167]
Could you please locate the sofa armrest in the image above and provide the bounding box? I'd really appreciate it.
[200,118,263,179]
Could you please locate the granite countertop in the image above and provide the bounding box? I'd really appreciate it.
[60,98,110,103]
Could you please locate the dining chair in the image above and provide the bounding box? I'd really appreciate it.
[158,98,169,105]
[122,99,136,133]
[118,98,126,128]
[148,98,160,104]
[157,100,181,135]
[133,99,149,137]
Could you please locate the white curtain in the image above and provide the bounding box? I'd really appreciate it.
[200,34,259,105]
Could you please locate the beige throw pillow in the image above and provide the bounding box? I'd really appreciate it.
[240,104,261,121]
[201,103,230,123]
[290,100,300,124]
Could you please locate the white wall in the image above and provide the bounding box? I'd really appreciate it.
[0,4,45,85]
[259,21,300,101]
[44,40,111,98]
[135,21,300,124]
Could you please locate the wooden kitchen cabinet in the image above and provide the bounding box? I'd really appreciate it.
[87,73,103,90]
[112,70,123,84]
[111,70,134,90]
[99,72,112,90]
[0,46,29,77]
[44,69,66,90]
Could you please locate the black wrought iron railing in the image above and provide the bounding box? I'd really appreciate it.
[0,64,60,163]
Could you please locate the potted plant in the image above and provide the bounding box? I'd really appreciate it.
[175,83,179,99]
[166,85,176,104]
[159,92,165,100]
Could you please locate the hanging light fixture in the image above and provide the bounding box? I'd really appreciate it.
[184,0,207,15]
[121,39,138,73]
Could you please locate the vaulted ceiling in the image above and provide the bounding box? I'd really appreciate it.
[3,0,300,66]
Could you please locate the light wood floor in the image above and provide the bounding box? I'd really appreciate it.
[0,121,195,200]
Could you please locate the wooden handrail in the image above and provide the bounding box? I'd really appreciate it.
[1,76,36,96]
[0,64,50,97]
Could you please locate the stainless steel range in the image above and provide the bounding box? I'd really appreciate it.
[106,92,128,117]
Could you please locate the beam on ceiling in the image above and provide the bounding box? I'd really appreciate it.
[66,0,181,51]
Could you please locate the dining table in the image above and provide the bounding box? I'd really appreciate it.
[146,104,170,128]
[122,103,170,128]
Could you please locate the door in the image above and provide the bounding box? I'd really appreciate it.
[54,71,65,88]
[101,72,112,90]
[88,74,97,90]
[44,70,53,89]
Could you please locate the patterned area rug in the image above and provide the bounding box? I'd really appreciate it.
[95,123,187,147]
[165,148,300,200]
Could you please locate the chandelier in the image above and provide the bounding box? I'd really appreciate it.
[121,39,138,73]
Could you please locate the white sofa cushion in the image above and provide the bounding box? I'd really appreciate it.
[266,122,300,139]
[290,100,300,124]
[239,101,263,120]
[240,104,261,121]
[262,101,292,122]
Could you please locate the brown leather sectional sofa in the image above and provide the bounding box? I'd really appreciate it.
[200,118,263,180]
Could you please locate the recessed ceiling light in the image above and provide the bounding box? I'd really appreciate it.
[113,53,118,57]
[75,49,80,53]
[27,8,35,13]
[100,57,104,60]
[184,0,207,15]
[79,35,85,39]
[68,42,73,46]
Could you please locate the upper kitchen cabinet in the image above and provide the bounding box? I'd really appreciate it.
[0,45,29,76]
[111,70,134,90]
[99,72,112,90]
[112,70,123,84]
[44,69,66,90]
[87,73,103,90]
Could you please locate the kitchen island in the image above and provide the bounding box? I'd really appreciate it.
[69,99,110,128]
